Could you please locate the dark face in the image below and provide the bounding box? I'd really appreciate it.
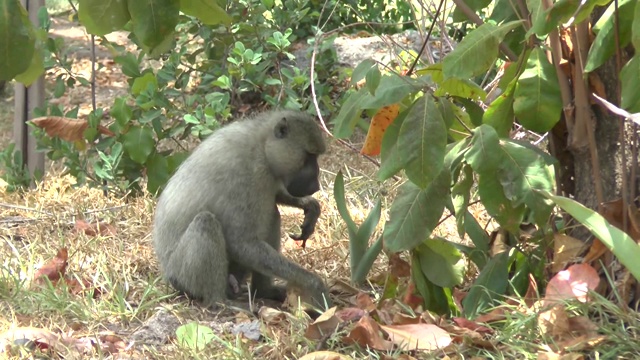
[286,154,320,197]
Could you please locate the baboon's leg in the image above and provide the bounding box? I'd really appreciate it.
[165,212,228,306]
[250,209,287,301]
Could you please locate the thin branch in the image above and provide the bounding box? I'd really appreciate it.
[407,0,446,76]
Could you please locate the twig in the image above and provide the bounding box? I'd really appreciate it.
[0,203,53,216]
[407,0,446,76]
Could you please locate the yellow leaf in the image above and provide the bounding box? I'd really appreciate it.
[361,104,400,156]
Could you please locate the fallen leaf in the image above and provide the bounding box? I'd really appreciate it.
[451,318,493,334]
[34,248,68,284]
[74,220,117,237]
[30,116,115,142]
[545,263,599,303]
[335,307,366,322]
[355,292,376,311]
[98,334,127,354]
[258,306,293,325]
[298,351,354,360]
[389,253,411,278]
[361,104,400,156]
[305,307,341,340]
[583,239,608,264]
[537,352,584,360]
[343,315,393,351]
[379,323,452,351]
[538,304,570,337]
[552,234,586,273]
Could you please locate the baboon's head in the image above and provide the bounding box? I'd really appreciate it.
[265,111,326,196]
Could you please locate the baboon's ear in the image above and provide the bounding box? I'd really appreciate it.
[274,117,289,139]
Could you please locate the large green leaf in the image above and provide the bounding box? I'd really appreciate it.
[146,152,169,195]
[633,0,640,49]
[128,0,180,57]
[123,126,155,164]
[462,251,511,318]
[541,192,640,281]
[350,59,377,86]
[176,322,216,351]
[526,0,546,37]
[452,165,473,238]
[398,96,447,188]
[332,88,367,139]
[435,78,487,101]
[360,73,427,109]
[584,0,635,73]
[378,107,410,180]
[621,55,640,113]
[478,172,526,232]
[411,252,451,314]
[0,0,35,80]
[498,140,554,226]
[464,124,502,174]
[13,29,44,86]
[384,170,450,252]
[442,21,523,80]
[78,0,130,36]
[482,80,515,137]
[513,47,562,133]
[417,239,465,288]
[180,0,231,25]
[538,0,611,37]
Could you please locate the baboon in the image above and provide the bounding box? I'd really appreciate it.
[153,110,332,309]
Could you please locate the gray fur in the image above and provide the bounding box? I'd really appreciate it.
[153,110,331,309]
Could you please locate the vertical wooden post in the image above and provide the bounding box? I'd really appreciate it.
[13,0,45,183]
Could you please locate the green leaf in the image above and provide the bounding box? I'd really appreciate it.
[442,21,523,80]
[0,0,35,80]
[132,72,158,95]
[112,97,133,128]
[180,0,231,25]
[123,126,155,164]
[435,78,486,101]
[176,322,216,351]
[538,0,610,36]
[146,152,169,195]
[480,172,526,232]
[499,140,554,226]
[453,97,485,127]
[513,47,562,133]
[540,192,640,282]
[463,250,510,318]
[353,235,383,285]
[334,171,358,238]
[584,0,635,73]
[526,0,546,37]
[167,151,189,173]
[78,0,130,36]
[621,55,640,113]
[332,88,367,138]
[378,107,411,181]
[452,165,473,238]
[383,170,450,252]
[365,66,382,96]
[13,33,44,86]
[128,0,180,57]
[115,53,141,78]
[633,1,640,49]
[417,239,465,288]
[183,114,200,124]
[360,73,426,109]
[399,96,447,188]
[351,59,377,86]
[464,124,502,174]
[411,252,451,314]
[482,80,515,137]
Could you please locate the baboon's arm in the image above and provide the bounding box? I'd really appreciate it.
[276,192,320,243]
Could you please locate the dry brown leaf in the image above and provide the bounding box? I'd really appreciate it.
[451,318,493,334]
[545,263,599,303]
[552,234,585,273]
[304,307,341,340]
[537,352,584,360]
[298,351,354,360]
[389,253,411,278]
[66,277,102,298]
[538,304,570,337]
[98,334,127,354]
[34,248,68,284]
[583,238,608,264]
[343,315,393,351]
[30,116,115,142]
[335,307,366,322]
[258,306,293,325]
[402,282,425,310]
[553,334,606,352]
[74,220,117,237]
[355,292,376,312]
[379,323,452,351]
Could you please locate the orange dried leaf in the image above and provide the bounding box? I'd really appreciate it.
[34,248,68,284]
[30,116,115,142]
[552,234,585,273]
[74,220,117,237]
[343,315,393,351]
[545,263,599,303]
[304,307,341,340]
[361,104,400,156]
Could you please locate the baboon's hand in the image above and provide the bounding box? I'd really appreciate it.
[289,198,321,247]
